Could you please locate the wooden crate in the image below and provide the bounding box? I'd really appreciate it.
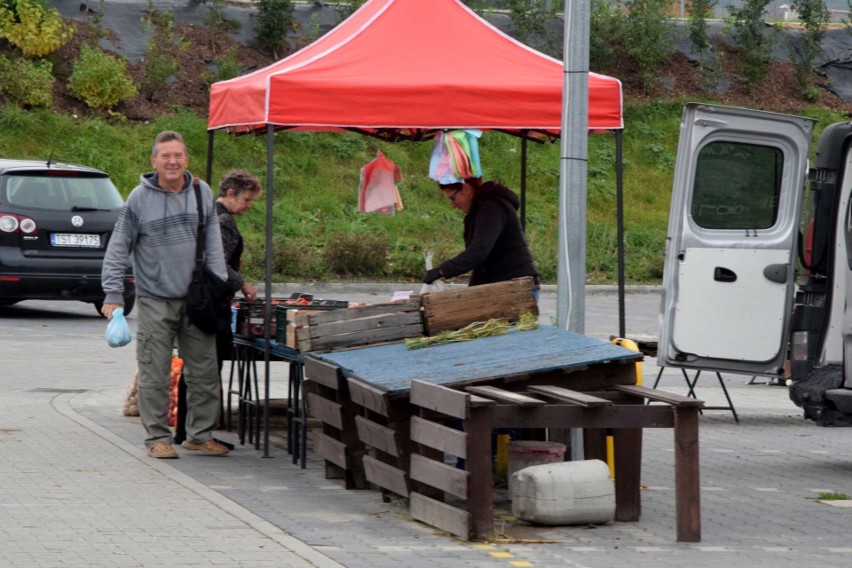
[420,277,538,335]
[295,299,423,352]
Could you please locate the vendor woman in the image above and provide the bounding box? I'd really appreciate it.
[423,174,540,296]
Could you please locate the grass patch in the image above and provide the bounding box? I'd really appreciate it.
[1,101,847,285]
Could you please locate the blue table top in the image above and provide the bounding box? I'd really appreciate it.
[309,326,641,394]
[233,335,303,362]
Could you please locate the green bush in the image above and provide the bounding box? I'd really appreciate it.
[140,9,180,99]
[254,0,295,58]
[270,236,327,280]
[621,0,680,92]
[727,0,777,92]
[68,44,138,110]
[590,0,624,70]
[506,0,562,58]
[790,0,831,100]
[203,46,243,85]
[323,232,390,277]
[0,54,54,107]
[0,0,74,57]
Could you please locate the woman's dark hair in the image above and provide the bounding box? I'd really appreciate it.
[218,169,262,198]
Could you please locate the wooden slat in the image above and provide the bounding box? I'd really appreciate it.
[614,384,705,407]
[465,385,547,406]
[313,432,347,469]
[298,321,424,351]
[528,385,613,407]
[301,311,422,336]
[410,416,467,458]
[306,392,343,430]
[348,378,391,416]
[420,277,538,335]
[303,358,344,390]
[355,416,400,457]
[410,380,469,419]
[409,492,470,541]
[362,455,409,497]
[410,454,468,499]
[297,300,420,325]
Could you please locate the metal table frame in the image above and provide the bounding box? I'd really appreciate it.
[226,335,308,465]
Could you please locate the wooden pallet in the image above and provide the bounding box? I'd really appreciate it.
[295,299,423,352]
[420,277,538,335]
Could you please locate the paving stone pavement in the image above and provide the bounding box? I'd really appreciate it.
[2,285,852,568]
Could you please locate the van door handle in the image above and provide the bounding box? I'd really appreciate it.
[714,267,737,282]
[763,263,788,284]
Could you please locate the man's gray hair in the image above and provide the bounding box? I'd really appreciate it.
[151,130,186,156]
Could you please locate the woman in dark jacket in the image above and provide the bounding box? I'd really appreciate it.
[213,169,263,367]
[424,176,539,290]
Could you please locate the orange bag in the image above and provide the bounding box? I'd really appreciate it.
[167,354,183,427]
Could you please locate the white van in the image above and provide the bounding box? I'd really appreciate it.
[657,103,852,426]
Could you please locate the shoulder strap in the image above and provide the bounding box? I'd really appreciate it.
[192,179,205,272]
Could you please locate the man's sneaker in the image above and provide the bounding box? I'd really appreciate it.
[147,442,178,459]
[181,439,230,456]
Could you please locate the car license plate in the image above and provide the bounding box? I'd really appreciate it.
[51,233,101,247]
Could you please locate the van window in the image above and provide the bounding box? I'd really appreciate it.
[691,141,783,230]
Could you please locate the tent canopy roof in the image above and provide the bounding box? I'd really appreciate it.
[208,0,623,140]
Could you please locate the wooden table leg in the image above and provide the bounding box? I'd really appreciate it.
[613,427,642,522]
[466,405,493,541]
[674,407,701,542]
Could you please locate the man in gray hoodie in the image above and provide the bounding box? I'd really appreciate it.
[101,130,231,459]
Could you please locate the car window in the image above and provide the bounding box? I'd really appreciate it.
[3,174,123,211]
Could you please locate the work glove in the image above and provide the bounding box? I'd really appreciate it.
[423,268,442,284]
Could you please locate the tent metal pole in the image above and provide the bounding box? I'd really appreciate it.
[205,130,214,184]
[520,132,528,231]
[262,124,275,458]
[616,129,626,338]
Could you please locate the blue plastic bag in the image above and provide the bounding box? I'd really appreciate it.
[105,307,132,348]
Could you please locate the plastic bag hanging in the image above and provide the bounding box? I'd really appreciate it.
[428,129,482,184]
[358,150,404,214]
[105,307,132,347]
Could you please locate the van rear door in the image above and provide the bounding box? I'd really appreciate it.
[658,103,814,376]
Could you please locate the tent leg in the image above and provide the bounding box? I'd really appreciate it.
[520,132,528,231]
[262,125,275,458]
[205,130,215,185]
[616,129,625,338]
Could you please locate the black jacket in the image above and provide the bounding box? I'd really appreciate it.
[438,181,538,287]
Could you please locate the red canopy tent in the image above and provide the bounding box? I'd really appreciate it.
[205,0,627,457]
[206,0,626,254]
[207,0,623,137]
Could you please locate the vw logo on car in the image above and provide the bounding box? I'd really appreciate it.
[71,215,84,227]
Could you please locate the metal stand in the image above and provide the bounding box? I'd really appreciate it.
[226,336,308,465]
[653,367,739,423]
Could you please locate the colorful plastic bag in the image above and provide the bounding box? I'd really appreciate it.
[105,307,132,348]
[359,150,404,214]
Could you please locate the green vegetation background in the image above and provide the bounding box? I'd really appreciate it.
[1,102,845,285]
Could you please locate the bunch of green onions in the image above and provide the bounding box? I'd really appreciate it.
[406,312,539,349]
